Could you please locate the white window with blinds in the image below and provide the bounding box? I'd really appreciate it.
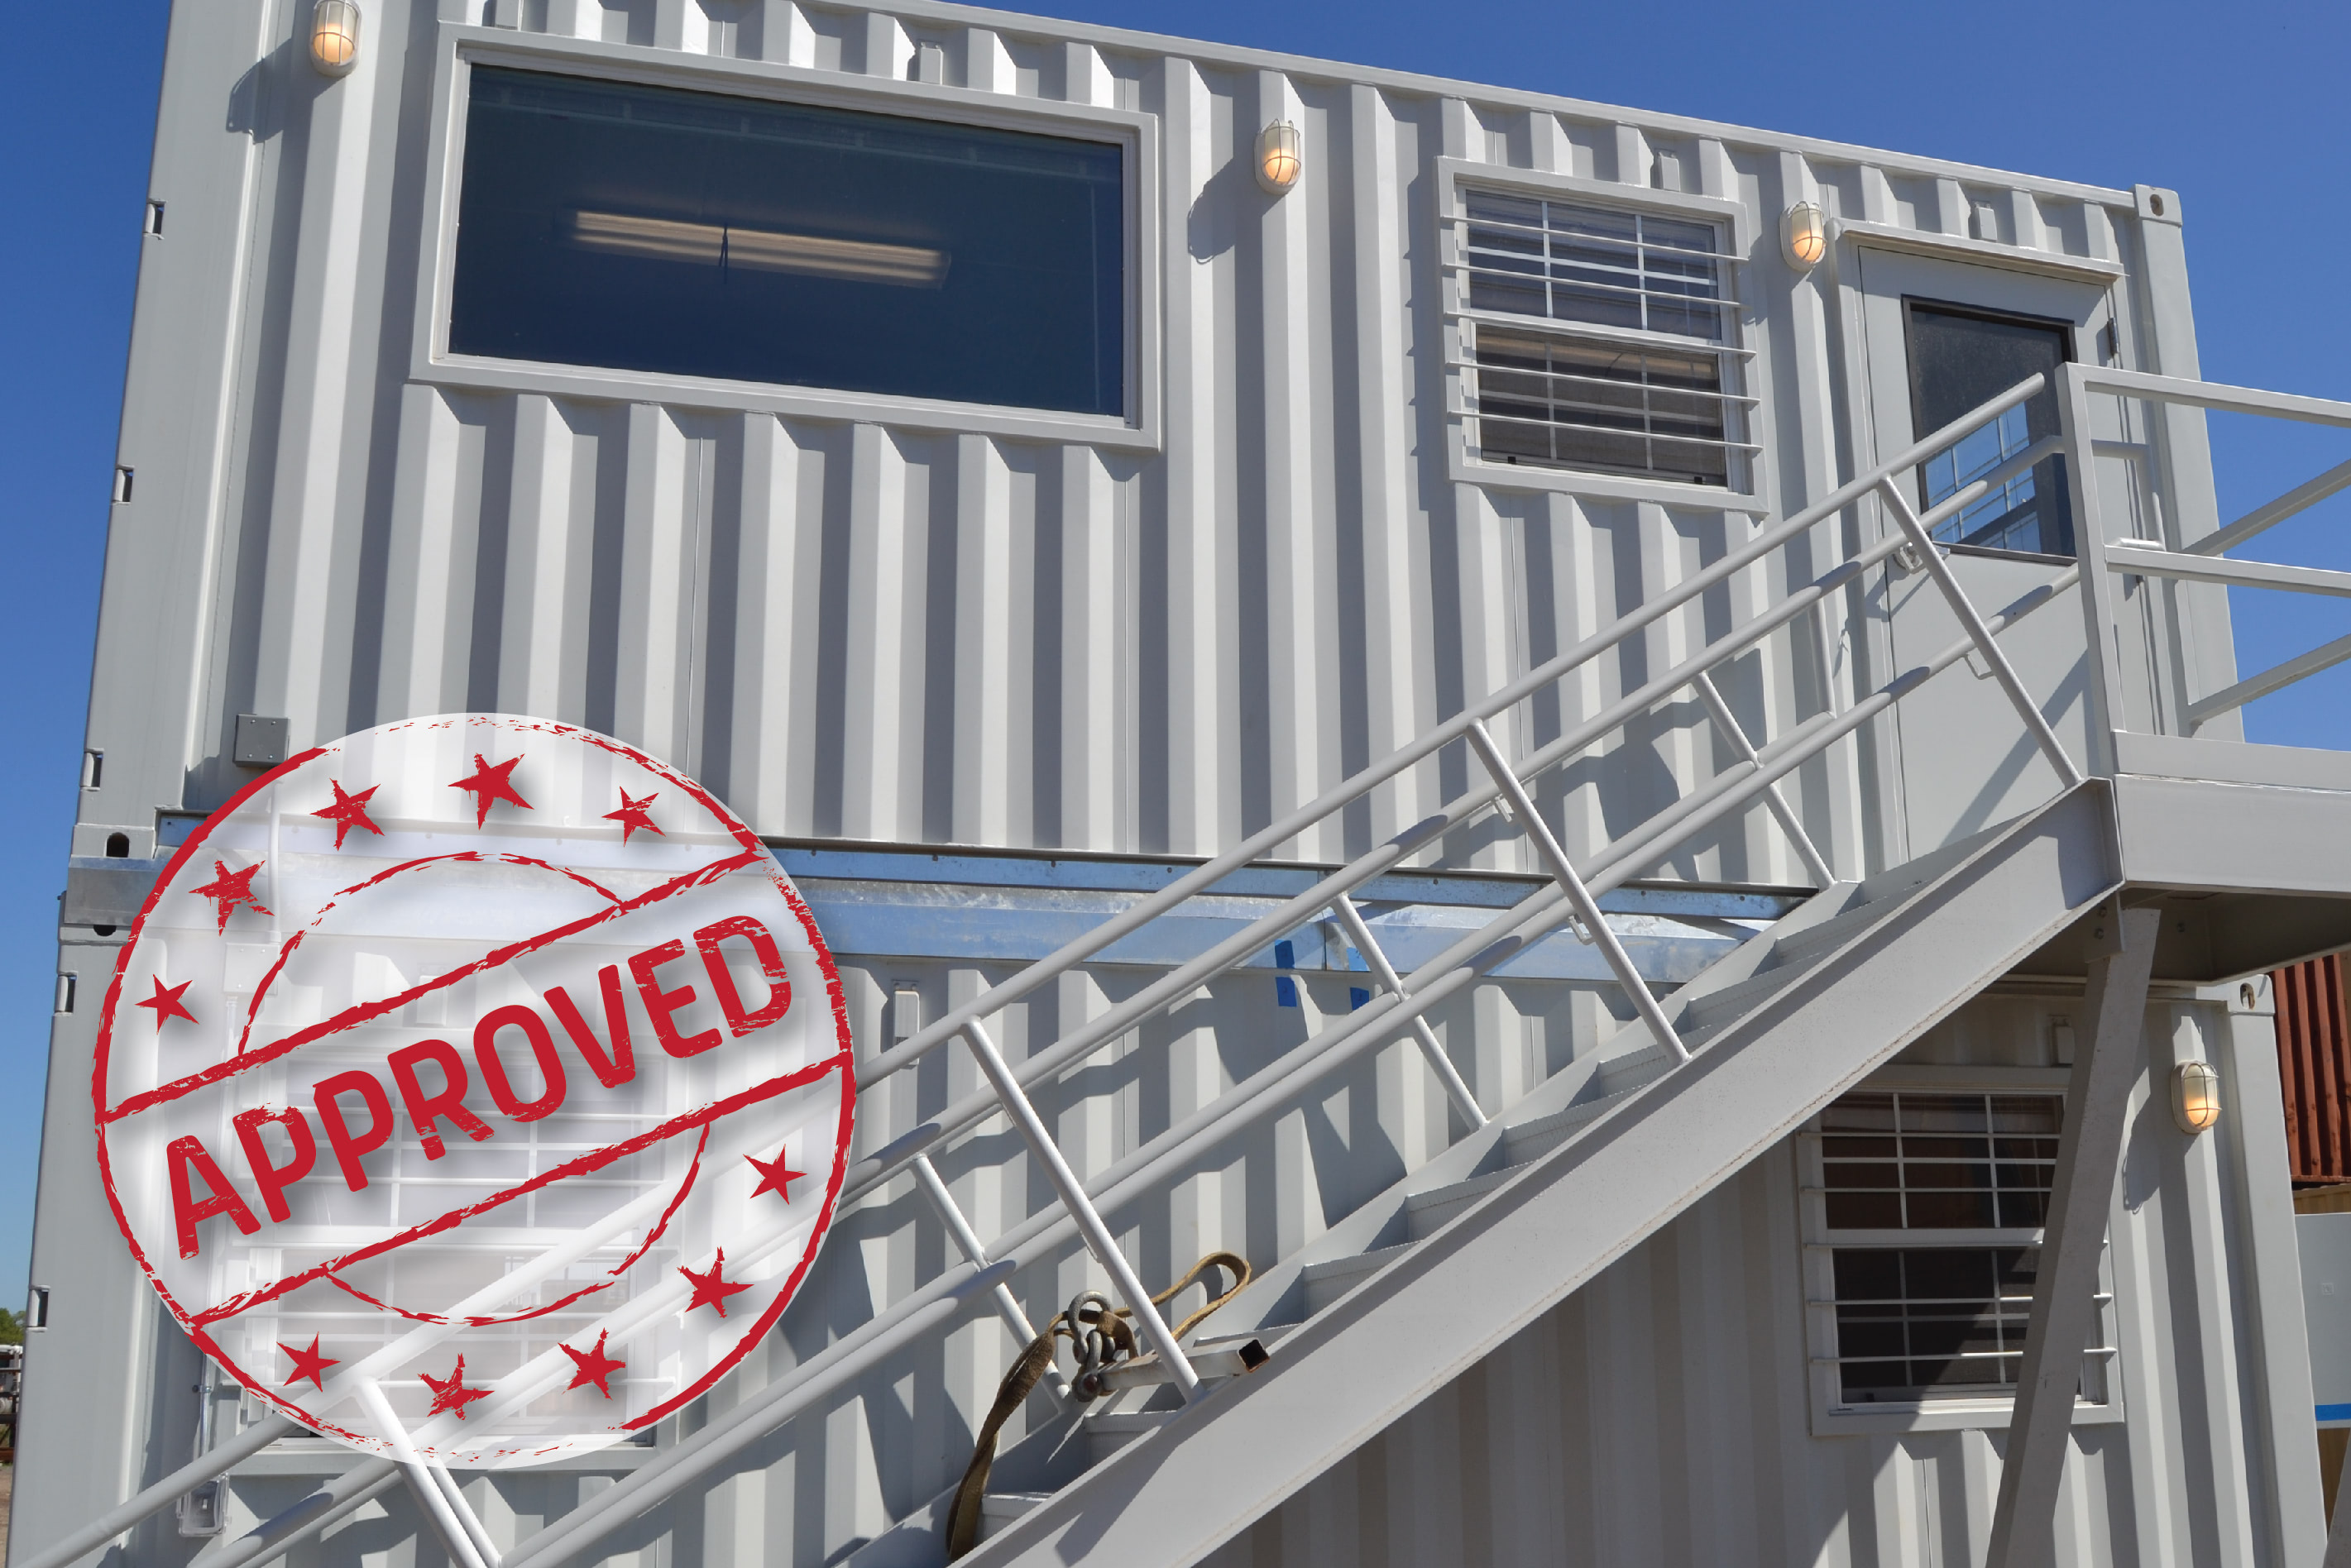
[1799,1082,2123,1432]
[1449,183,1757,493]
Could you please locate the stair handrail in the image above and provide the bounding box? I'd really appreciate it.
[486,538,2086,1568]
[2057,362,2351,733]
[68,369,2079,1568]
[849,370,2057,1102]
[469,369,2089,1568]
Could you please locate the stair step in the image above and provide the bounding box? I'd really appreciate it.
[979,1492,1053,1541]
[1404,1167,1518,1241]
[1755,891,1902,968]
[1501,1084,1630,1162]
[1085,1410,1175,1466]
[1300,1243,1411,1316]
[1678,954,1818,1030]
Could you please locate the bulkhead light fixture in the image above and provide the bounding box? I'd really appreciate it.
[1782,199,1827,270]
[310,0,362,76]
[1257,121,1302,195]
[2172,1059,2221,1135]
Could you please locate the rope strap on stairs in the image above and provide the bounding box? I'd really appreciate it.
[946,1252,1252,1560]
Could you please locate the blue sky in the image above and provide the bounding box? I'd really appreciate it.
[1,0,2345,1308]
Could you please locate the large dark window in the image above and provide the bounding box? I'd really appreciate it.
[448,68,1126,416]
[1906,302,2074,558]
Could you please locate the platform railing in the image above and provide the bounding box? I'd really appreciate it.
[2059,363,2351,735]
[34,370,2098,1568]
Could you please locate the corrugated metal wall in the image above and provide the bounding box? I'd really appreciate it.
[2275,956,2351,1183]
[1193,997,2286,1568]
[190,992,2293,1567]
[38,3,2282,1566]
[79,0,2152,887]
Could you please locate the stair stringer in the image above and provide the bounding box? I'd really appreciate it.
[966,780,2122,1568]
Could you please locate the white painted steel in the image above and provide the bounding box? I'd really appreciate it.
[1466,719,1689,1062]
[1693,669,1836,887]
[913,1152,1057,1360]
[1877,480,2087,790]
[357,1381,495,1568]
[70,366,2091,1568]
[1985,905,2159,1568]
[1328,892,1488,1127]
[474,530,2094,1568]
[973,786,2123,1568]
[30,0,2333,1564]
[2109,542,2351,600]
[957,1019,1203,1398]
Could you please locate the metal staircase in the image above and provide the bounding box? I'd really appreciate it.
[153,366,2085,1568]
[43,358,2351,1568]
[854,785,2119,1566]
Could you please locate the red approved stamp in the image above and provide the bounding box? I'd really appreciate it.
[93,715,855,1466]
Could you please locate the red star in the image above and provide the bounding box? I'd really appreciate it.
[745,1148,804,1202]
[603,789,663,844]
[559,1331,626,1398]
[279,1335,338,1392]
[679,1250,754,1317]
[448,753,532,828]
[190,858,272,932]
[419,1356,491,1419]
[309,778,384,849]
[136,975,199,1028]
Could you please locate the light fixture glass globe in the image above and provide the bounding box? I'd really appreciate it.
[2172,1059,2221,1135]
[1257,121,1302,195]
[311,0,362,77]
[1783,200,1827,269]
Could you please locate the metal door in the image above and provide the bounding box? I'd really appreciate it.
[1854,248,2116,858]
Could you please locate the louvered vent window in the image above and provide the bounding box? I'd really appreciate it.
[1805,1088,2114,1413]
[1460,192,1751,488]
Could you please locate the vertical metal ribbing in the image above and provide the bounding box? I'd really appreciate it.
[1326,893,1488,1127]
[1464,720,1691,1064]
[912,1153,1072,1399]
[1876,479,2085,788]
[957,1021,1202,1398]
[1690,670,1836,887]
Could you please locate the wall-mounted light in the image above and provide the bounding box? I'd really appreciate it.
[1782,200,1827,270]
[2172,1059,2221,1135]
[1257,121,1302,195]
[310,0,362,77]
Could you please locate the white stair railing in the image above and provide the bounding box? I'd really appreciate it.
[45,369,2098,1568]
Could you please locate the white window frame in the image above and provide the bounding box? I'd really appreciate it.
[411,26,1161,451]
[1799,1064,2127,1436]
[1436,160,1764,510]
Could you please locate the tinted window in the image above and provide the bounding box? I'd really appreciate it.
[1907,303,2073,557]
[449,68,1125,416]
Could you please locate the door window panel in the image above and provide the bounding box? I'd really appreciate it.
[1906,303,2074,557]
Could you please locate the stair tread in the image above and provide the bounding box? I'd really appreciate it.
[1404,1166,1516,1212]
[1300,1242,1411,1283]
[1681,944,1840,1024]
[1758,892,1904,965]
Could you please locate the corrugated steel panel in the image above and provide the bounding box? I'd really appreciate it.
[1190,998,2281,1568]
[31,3,2305,1566]
[70,0,2152,887]
[186,997,2285,1568]
[2276,956,2351,1183]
